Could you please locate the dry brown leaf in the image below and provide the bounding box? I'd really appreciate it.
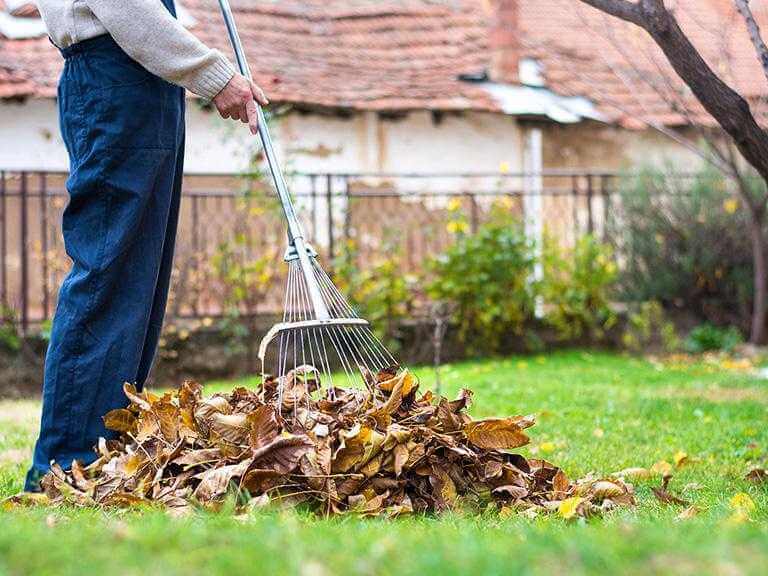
[103,409,137,434]
[745,468,767,484]
[252,435,313,475]
[464,417,532,450]
[209,413,249,445]
[39,366,636,518]
[247,405,279,449]
[676,505,701,520]
[194,460,251,501]
[651,475,690,506]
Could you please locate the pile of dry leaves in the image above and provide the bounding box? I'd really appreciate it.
[38,367,635,518]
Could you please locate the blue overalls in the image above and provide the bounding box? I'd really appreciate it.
[26,0,185,490]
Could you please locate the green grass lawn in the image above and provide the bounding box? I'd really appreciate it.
[1,350,767,575]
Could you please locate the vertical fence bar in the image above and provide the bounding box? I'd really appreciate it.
[20,172,29,333]
[343,175,351,247]
[466,192,479,233]
[326,173,334,261]
[310,174,318,240]
[0,170,6,306]
[40,172,50,320]
[571,174,579,242]
[191,193,200,317]
[601,174,611,244]
[586,173,594,235]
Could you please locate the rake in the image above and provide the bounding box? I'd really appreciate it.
[217,0,400,397]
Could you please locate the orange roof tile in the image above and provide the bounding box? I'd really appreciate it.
[0,0,766,128]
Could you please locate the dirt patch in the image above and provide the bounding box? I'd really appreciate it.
[655,385,768,404]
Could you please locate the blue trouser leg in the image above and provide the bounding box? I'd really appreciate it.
[25,34,185,491]
[136,137,185,386]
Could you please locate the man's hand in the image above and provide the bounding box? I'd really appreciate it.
[213,73,269,135]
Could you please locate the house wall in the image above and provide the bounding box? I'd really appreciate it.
[542,122,705,171]
[0,99,525,178]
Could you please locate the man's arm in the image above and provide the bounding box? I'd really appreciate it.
[87,0,268,133]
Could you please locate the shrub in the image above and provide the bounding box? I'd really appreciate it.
[683,323,743,353]
[332,238,416,354]
[613,166,754,330]
[621,300,680,354]
[427,220,536,353]
[541,235,618,341]
[0,304,21,352]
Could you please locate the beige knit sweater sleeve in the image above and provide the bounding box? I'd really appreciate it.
[86,0,236,100]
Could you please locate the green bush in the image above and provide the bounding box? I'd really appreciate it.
[683,323,743,353]
[541,235,618,341]
[621,300,680,354]
[333,238,416,354]
[427,220,536,353]
[614,166,755,330]
[0,305,21,352]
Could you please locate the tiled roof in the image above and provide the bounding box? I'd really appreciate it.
[0,0,767,127]
[186,0,498,111]
[518,0,768,127]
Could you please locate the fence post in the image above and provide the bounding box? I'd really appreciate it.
[601,174,611,244]
[343,175,351,245]
[571,174,579,242]
[326,173,334,261]
[0,171,6,306]
[20,172,29,333]
[39,172,50,321]
[466,192,479,233]
[191,193,200,317]
[586,173,594,235]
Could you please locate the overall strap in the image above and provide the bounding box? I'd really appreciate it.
[161,0,178,18]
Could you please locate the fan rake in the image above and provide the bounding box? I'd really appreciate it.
[217,0,400,400]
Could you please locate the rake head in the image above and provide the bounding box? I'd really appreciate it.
[258,250,399,405]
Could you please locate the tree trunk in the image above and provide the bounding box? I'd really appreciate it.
[748,210,767,344]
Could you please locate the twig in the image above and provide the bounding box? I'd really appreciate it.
[734,0,768,82]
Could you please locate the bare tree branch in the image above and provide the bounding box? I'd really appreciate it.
[576,0,768,184]
[577,0,643,24]
[734,0,768,82]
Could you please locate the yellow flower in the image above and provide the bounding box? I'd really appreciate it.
[723,198,739,214]
[499,160,511,174]
[446,220,469,234]
[447,198,463,212]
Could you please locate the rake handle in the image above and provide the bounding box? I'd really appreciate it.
[217,0,301,243]
[217,0,330,320]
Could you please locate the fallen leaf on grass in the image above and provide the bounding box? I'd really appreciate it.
[558,496,584,519]
[651,475,690,506]
[613,467,650,480]
[730,492,756,513]
[725,493,756,525]
[676,505,701,520]
[673,451,689,468]
[745,468,767,484]
[650,460,673,476]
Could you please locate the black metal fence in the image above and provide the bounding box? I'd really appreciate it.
[1,169,618,332]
